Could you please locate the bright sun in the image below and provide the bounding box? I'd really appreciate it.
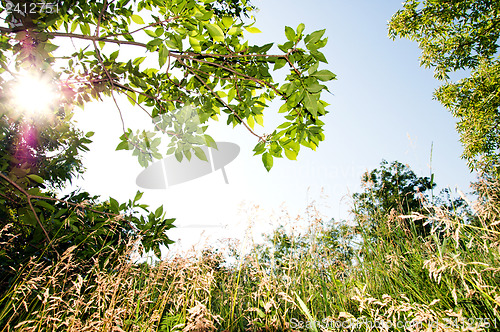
[10,73,59,117]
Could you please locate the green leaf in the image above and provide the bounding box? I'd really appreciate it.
[153,246,161,259]
[305,29,326,45]
[134,191,144,203]
[228,88,236,102]
[194,147,208,161]
[109,197,119,213]
[258,43,273,53]
[80,23,90,35]
[278,41,294,53]
[216,90,227,98]
[255,114,264,126]
[193,8,212,21]
[189,36,202,52]
[294,291,318,332]
[133,56,146,66]
[36,200,55,211]
[308,62,319,75]
[245,26,261,34]
[165,39,177,50]
[253,141,265,155]
[274,58,287,70]
[28,174,44,184]
[248,115,255,129]
[306,82,324,93]
[287,90,304,108]
[184,149,192,161]
[303,92,318,118]
[145,29,157,38]
[262,152,273,172]
[297,23,305,36]
[284,148,297,160]
[284,140,300,153]
[228,26,242,35]
[312,69,336,81]
[175,150,183,162]
[126,91,136,105]
[116,141,130,151]
[279,103,289,113]
[70,20,78,33]
[285,26,296,41]
[155,205,163,218]
[131,15,145,25]
[204,135,217,148]
[44,43,59,52]
[205,23,225,42]
[221,16,233,28]
[277,122,291,129]
[109,51,119,61]
[269,141,282,157]
[311,50,328,63]
[20,209,37,226]
[158,44,168,68]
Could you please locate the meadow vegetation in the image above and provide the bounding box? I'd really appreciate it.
[1,163,500,331]
[2,0,500,330]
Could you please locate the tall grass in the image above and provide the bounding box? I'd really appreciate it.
[1,179,500,331]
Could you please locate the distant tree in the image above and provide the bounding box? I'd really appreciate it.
[389,1,500,175]
[352,160,435,241]
[255,217,354,278]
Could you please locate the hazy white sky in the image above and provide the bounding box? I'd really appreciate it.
[70,0,477,255]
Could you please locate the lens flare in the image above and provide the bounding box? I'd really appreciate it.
[10,73,59,117]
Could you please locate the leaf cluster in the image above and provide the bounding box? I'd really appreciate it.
[0,111,174,294]
[389,0,500,175]
[0,0,336,295]
[0,0,336,171]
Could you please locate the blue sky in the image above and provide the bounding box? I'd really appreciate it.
[71,0,477,253]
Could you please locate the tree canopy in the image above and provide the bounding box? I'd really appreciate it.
[0,0,335,171]
[0,0,335,289]
[389,0,500,175]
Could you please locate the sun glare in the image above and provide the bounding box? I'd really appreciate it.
[10,73,59,117]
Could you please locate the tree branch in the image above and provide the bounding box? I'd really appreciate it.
[0,172,140,233]
[104,16,180,38]
[177,58,263,140]
[172,53,283,97]
[0,173,50,242]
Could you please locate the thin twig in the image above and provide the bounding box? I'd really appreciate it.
[104,16,180,38]
[94,0,108,38]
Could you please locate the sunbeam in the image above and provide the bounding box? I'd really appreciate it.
[9,72,59,118]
